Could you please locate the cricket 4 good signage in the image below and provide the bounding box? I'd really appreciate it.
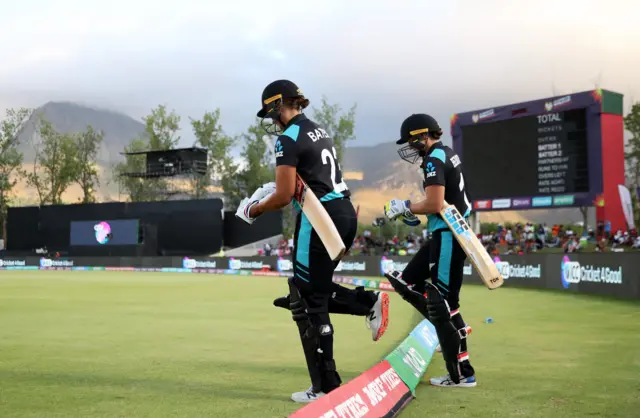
[561,256,622,288]
[289,361,413,418]
[335,260,367,273]
[493,257,542,281]
[0,259,27,268]
[227,257,266,270]
[182,257,217,269]
[380,256,409,276]
[39,258,74,268]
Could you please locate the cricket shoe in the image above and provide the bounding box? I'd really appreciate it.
[366,291,390,341]
[429,374,477,388]
[291,386,326,403]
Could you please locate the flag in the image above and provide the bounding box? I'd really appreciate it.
[618,185,635,229]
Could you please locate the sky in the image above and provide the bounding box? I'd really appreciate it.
[0,0,639,148]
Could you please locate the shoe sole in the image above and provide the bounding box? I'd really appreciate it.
[374,293,390,342]
[429,380,477,387]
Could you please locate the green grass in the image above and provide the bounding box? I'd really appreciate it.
[0,271,638,417]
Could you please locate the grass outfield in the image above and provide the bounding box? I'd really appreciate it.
[0,272,638,417]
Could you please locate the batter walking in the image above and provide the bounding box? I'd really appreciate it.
[383,113,476,387]
[236,80,390,402]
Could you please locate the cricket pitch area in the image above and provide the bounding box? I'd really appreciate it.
[1,271,638,417]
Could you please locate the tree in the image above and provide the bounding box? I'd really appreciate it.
[25,117,79,205]
[113,105,181,202]
[221,121,274,209]
[145,104,181,149]
[0,108,32,237]
[312,96,357,164]
[190,109,233,199]
[74,126,103,203]
[624,102,640,226]
[112,138,154,202]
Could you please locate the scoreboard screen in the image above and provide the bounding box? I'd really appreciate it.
[461,109,589,202]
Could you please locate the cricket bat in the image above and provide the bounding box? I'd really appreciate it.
[293,174,346,261]
[262,135,345,261]
[440,201,504,290]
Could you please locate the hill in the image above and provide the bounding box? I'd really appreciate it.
[18,101,146,165]
[13,102,147,204]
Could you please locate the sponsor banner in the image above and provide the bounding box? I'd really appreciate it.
[492,256,542,287]
[553,195,575,206]
[491,198,511,209]
[544,95,572,112]
[385,335,433,394]
[227,257,268,271]
[532,196,553,207]
[473,200,492,210]
[182,257,217,269]
[0,259,27,267]
[3,254,638,299]
[560,255,623,289]
[512,198,532,208]
[380,256,409,276]
[39,258,75,268]
[278,256,370,275]
[289,360,413,418]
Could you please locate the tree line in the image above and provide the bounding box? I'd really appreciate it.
[0,97,357,238]
[0,109,104,236]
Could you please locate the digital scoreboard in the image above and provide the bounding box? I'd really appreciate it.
[461,109,589,202]
[450,90,627,214]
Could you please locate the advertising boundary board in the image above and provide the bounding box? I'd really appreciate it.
[1,253,638,299]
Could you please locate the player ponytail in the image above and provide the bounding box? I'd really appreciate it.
[429,130,443,141]
[283,96,310,112]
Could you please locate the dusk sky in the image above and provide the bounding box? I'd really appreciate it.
[1,0,638,147]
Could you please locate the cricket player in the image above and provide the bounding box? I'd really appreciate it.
[235,80,390,402]
[383,113,476,387]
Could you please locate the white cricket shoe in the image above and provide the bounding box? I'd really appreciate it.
[366,291,390,341]
[435,344,442,353]
[429,374,477,387]
[291,386,326,403]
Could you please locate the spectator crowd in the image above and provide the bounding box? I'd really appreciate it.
[479,223,640,255]
[257,222,639,257]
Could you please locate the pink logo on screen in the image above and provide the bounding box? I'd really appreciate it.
[94,221,111,244]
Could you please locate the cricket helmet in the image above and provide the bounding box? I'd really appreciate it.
[396,113,443,164]
[257,79,304,135]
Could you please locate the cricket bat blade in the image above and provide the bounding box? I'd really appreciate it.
[294,175,346,261]
[440,202,504,290]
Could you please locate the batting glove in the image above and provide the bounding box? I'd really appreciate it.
[401,212,421,227]
[384,199,414,222]
[249,182,276,203]
[236,197,260,225]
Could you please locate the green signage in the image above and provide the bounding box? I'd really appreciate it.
[385,335,434,394]
[553,195,575,206]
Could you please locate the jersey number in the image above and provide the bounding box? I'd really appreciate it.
[459,174,471,213]
[321,147,348,193]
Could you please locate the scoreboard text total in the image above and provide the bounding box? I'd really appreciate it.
[460,108,588,208]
